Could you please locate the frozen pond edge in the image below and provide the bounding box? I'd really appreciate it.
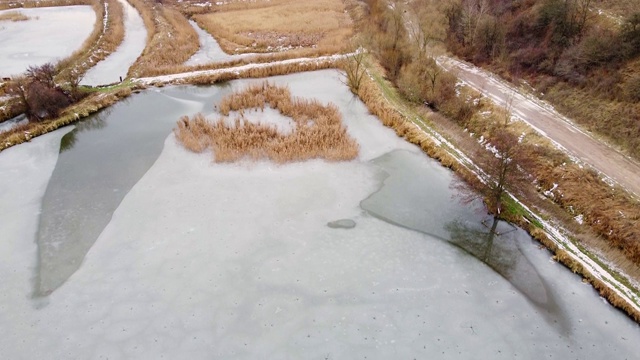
[81,0,147,86]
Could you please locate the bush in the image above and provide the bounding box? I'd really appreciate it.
[26,82,71,121]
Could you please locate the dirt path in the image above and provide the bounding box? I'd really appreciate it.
[439,57,640,198]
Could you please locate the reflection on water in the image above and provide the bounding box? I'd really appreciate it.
[59,108,110,153]
[34,87,220,296]
[361,149,569,333]
[445,217,569,334]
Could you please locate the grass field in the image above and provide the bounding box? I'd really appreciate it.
[193,0,353,54]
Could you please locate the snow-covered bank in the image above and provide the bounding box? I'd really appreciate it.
[1,71,639,358]
[135,53,350,85]
[0,6,96,77]
[81,0,147,86]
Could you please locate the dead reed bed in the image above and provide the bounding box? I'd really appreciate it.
[56,0,125,82]
[128,2,199,77]
[0,11,29,21]
[192,0,352,54]
[175,82,358,163]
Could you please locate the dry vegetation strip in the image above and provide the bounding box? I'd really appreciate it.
[140,55,343,86]
[0,11,29,21]
[139,46,348,78]
[192,0,352,54]
[128,0,199,77]
[175,82,358,163]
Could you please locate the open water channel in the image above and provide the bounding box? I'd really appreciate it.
[0,70,638,358]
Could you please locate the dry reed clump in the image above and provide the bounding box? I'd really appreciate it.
[128,1,199,77]
[0,11,29,21]
[192,0,352,54]
[174,82,359,163]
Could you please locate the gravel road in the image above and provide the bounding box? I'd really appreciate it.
[439,57,640,198]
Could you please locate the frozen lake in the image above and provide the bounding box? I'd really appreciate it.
[0,6,96,77]
[0,70,639,358]
[81,0,147,86]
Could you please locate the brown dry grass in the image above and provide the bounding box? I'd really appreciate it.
[128,1,199,77]
[175,82,358,163]
[0,11,29,21]
[192,0,352,55]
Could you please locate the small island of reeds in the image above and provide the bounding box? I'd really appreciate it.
[174,82,359,163]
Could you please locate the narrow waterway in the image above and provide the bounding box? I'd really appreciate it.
[81,0,147,86]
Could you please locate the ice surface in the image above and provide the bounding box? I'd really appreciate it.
[0,114,28,134]
[0,126,72,344]
[35,88,209,295]
[184,20,257,66]
[1,70,639,358]
[327,219,357,229]
[81,0,147,86]
[0,6,96,77]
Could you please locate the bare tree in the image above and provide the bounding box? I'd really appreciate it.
[341,51,367,94]
[4,76,30,117]
[25,63,56,88]
[5,63,75,122]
